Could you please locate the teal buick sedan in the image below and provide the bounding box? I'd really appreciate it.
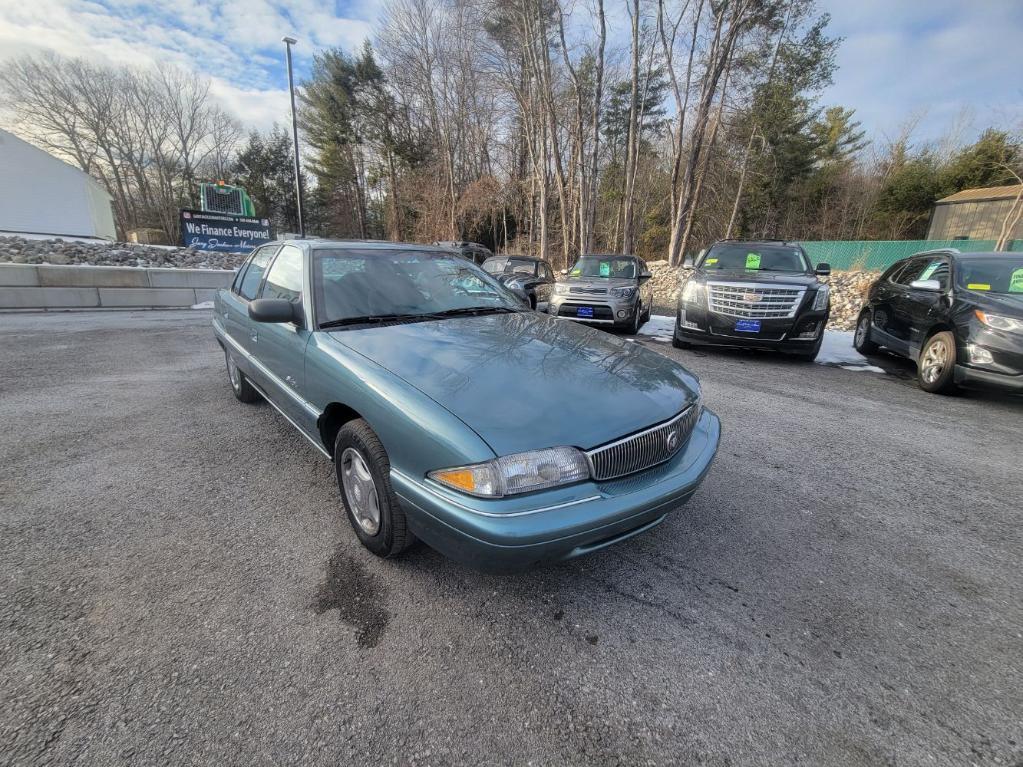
[213,240,720,571]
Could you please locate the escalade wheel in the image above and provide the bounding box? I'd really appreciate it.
[853,311,879,355]
[334,419,415,558]
[917,331,958,394]
[224,349,259,403]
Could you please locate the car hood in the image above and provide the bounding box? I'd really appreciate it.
[325,312,699,456]
[697,269,819,287]
[559,277,636,291]
[964,289,1023,317]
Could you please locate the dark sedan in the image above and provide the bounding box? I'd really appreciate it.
[481,255,556,310]
[853,249,1023,393]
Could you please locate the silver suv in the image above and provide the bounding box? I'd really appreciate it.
[548,254,654,334]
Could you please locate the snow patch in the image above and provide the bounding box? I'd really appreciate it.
[191,301,215,310]
[816,331,881,370]
[639,314,675,342]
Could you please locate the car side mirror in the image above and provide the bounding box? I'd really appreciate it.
[815,262,831,276]
[249,298,300,324]
[560,268,569,276]
[909,279,942,292]
[638,271,652,282]
[682,255,695,268]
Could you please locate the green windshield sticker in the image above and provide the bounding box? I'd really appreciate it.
[570,268,582,276]
[705,258,718,265]
[967,283,991,291]
[745,253,761,270]
[599,262,611,277]
[1010,269,1023,293]
[919,262,941,280]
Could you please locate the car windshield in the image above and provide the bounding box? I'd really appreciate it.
[568,256,637,279]
[313,248,522,326]
[700,244,809,273]
[956,257,1023,294]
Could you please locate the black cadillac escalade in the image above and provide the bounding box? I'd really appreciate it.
[673,240,832,360]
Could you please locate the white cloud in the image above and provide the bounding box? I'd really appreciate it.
[817,0,1023,146]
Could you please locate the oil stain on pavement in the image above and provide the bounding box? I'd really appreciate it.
[312,545,390,649]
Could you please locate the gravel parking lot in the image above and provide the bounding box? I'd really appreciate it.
[1,310,1020,766]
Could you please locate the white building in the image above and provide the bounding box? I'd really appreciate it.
[0,129,116,240]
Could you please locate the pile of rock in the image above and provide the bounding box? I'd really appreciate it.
[646,260,879,331]
[0,236,246,270]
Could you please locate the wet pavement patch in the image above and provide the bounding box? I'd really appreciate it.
[312,546,390,649]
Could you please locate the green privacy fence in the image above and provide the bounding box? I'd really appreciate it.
[797,239,1023,272]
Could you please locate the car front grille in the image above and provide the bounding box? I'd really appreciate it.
[585,404,701,481]
[569,286,609,295]
[707,282,806,319]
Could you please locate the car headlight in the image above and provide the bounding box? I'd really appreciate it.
[975,309,1023,333]
[428,446,590,498]
[813,285,830,311]
[609,286,637,299]
[554,283,570,296]
[680,279,703,305]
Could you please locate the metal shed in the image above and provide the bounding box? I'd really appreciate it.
[927,184,1023,243]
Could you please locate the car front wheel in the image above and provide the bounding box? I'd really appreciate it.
[334,419,415,558]
[854,311,879,354]
[626,304,642,335]
[225,349,259,403]
[917,330,958,394]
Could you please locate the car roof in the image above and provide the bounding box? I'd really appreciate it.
[580,253,638,258]
[710,239,801,247]
[299,239,453,253]
[485,254,543,262]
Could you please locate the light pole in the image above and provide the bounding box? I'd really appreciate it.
[282,35,305,238]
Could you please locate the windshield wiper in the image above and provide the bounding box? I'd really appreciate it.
[319,313,433,329]
[429,306,522,317]
[319,306,520,330]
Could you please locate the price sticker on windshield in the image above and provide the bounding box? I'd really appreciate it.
[1010,269,1023,293]
[745,252,761,270]
[599,262,611,277]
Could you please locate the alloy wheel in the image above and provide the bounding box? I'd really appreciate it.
[227,354,241,393]
[920,337,949,384]
[855,315,869,347]
[340,447,381,535]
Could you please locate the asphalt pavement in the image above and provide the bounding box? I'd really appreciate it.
[0,310,1020,766]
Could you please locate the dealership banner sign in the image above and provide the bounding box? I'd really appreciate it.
[179,209,274,253]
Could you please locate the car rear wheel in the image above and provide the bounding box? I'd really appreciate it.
[917,331,958,394]
[853,311,879,355]
[334,419,415,558]
[224,349,259,403]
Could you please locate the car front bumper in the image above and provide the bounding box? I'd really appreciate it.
[548,294,640,327]
[390,407,721,571]
[674,304,828,352]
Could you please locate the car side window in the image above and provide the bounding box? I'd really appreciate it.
[232,254,254,294]
[238,247,278,300]
[893,259,929,286]
[918,259,951,290]
[260,245,304,304]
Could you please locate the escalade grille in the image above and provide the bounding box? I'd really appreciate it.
[707,282,806,319]
[586,404,701,481]
[569,286,609,295]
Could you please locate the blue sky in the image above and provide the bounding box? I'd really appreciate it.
[0,0,1020,149]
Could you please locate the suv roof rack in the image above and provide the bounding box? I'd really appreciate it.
[715,238,793,245]
[913,247,961,257]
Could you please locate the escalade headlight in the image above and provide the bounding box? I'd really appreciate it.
[975,309,1023,333]
[813,285,830,311]
[428,446,590,498]
[609,286,636,299]
[680,279,703,305]
[554,283,570,296]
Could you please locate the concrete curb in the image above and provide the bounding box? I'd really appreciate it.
[0,263,234,310]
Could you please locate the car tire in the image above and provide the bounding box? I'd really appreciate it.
[642,303,651,322]
[225,349,259,403]
[529,294,537,310]
[793,334,824,362]
[626,304,642,335]
[917,330,959,394]
[853,311,879,355]
[334,419,416,558]
[671,325,691,349]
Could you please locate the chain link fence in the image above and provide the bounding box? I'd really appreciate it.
[796,239,1022,271]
